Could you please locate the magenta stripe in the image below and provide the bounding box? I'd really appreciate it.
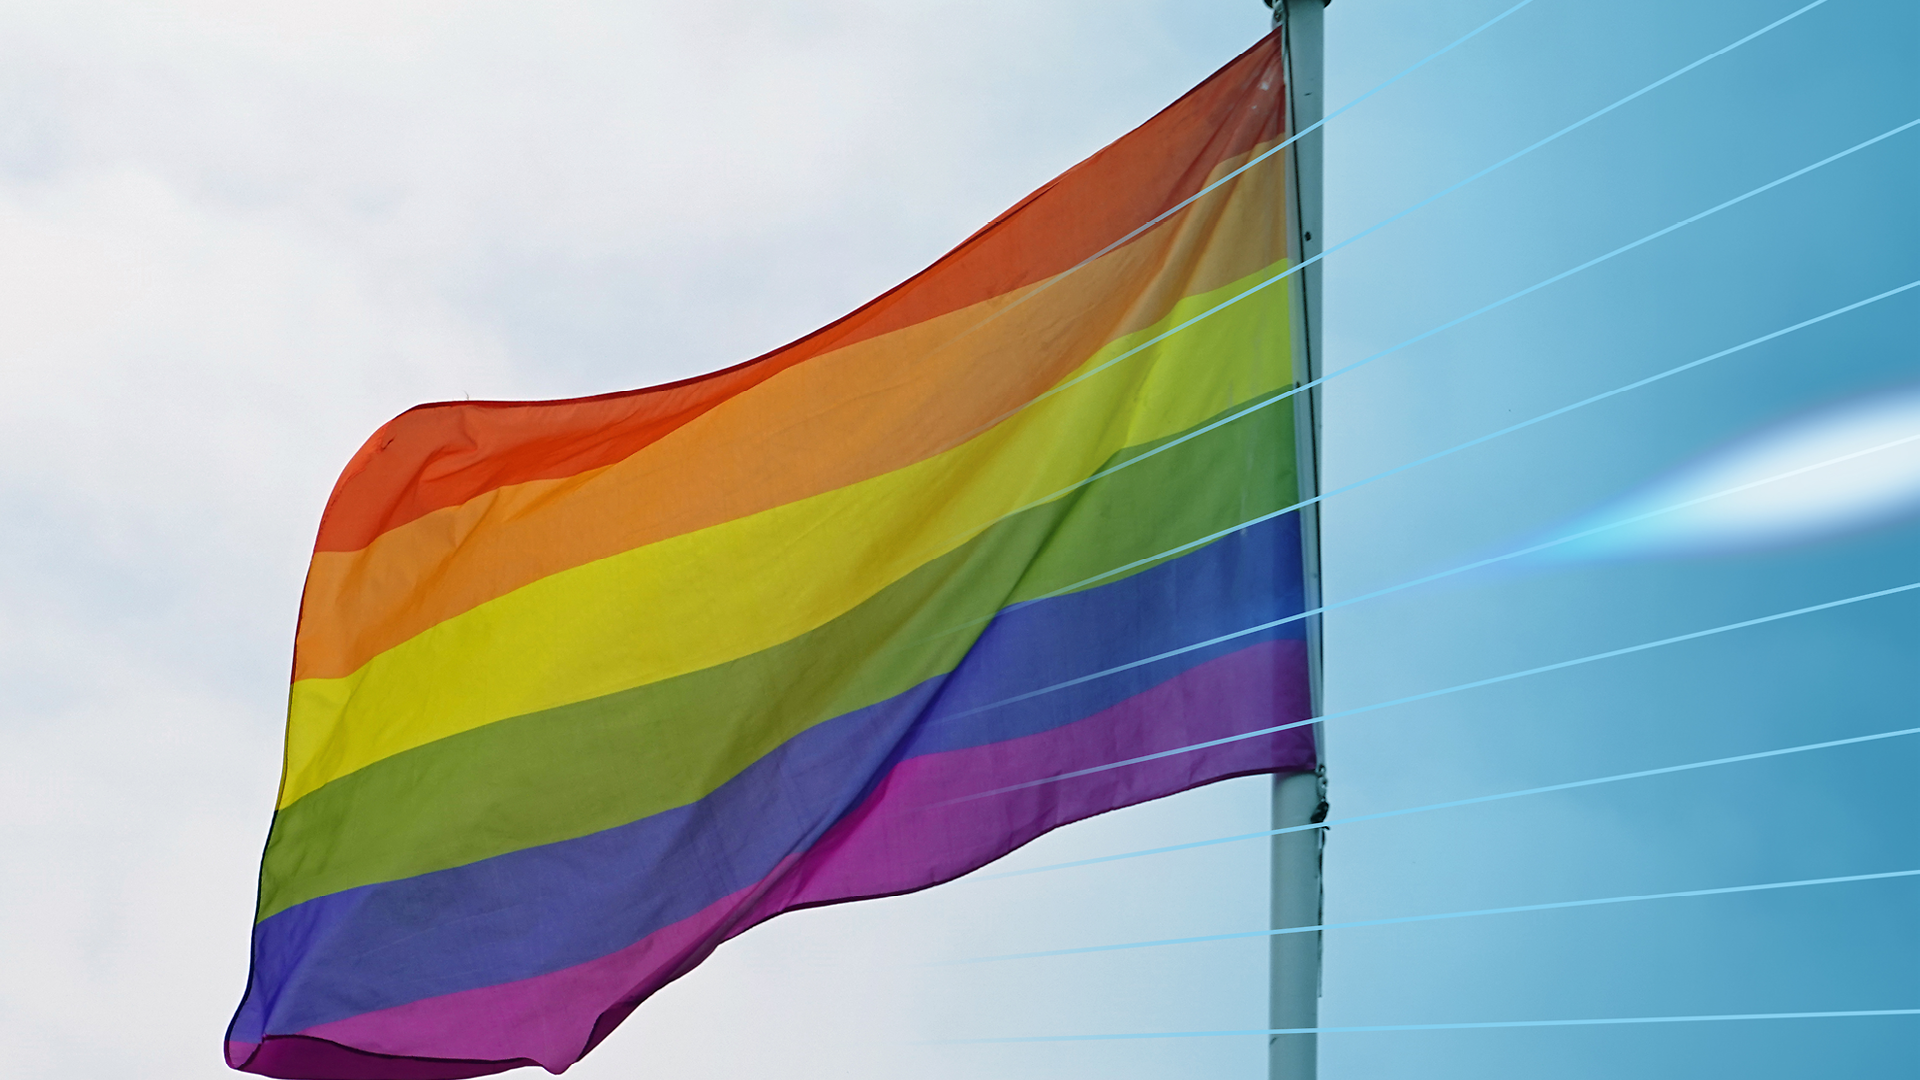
[736,637,1313,918]
[271,640,1311,1073]
[223,1036,521,1079]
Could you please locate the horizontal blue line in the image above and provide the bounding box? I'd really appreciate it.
[938,869,1920,965]
[955,0,1839,471]
[944,580,1920,803]
[975,724,1920,881]
[934,1009,1920,1043]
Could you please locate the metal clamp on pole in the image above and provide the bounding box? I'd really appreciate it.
[1265,0,1332,30]
[1268,2,1328,1079]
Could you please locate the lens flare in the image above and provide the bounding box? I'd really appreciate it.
[1553,385,1920,560]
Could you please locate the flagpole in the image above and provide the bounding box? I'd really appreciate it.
[1269,2,1328,1079]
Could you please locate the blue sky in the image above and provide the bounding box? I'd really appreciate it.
[0,1,1912,1077]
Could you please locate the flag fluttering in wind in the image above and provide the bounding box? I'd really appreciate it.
[229,32,1313,1078]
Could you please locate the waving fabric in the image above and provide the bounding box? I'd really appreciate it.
[228,30,1314,1078]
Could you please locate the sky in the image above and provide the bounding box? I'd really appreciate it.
[0,1,1914,1078]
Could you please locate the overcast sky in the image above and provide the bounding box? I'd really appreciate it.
[2,2,1914,1078]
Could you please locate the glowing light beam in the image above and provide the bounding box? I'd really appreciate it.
[1554,385,1920,560]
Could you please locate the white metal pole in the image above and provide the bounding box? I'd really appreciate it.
[1269,2,1327,1079]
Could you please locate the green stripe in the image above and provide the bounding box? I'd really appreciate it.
[259,393,1297,920]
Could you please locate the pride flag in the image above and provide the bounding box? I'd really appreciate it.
[229,32,1314,1078]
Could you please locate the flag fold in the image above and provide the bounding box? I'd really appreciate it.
[229,31,1313,1078]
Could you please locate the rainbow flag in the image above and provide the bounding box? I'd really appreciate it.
[228,32,1314,1078]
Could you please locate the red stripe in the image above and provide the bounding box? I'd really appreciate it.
[312,32,1286,553]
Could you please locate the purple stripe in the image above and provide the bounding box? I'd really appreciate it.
[745,637,1313,915]
[249,639,1311,1073]
[223,1038,520,1080]
[233,513,1305,1047]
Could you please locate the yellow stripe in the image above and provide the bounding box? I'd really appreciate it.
[279,262,1292,807]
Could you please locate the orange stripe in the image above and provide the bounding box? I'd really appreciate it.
[308,35,1286,553]
[292,145,1289,683]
